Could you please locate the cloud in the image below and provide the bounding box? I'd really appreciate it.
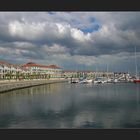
[8,20,52,41]
[42,44,69,55]
[0,12,140,73]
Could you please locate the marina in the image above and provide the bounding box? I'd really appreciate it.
[68,73,135,84]
[0,12,140,129]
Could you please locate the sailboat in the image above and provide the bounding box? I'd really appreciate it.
[133,47,140,83]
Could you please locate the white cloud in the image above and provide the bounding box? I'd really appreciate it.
[8,17,92,43]
[42,44,69,54]
[70,28,91,42]
[9,20,47,40]
[13,41,36,49]
[0,47,8,54]
[56,23,69,35]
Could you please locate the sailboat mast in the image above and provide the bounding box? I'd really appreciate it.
[107,64,109,82]
[135,46,138,78]
[133,46,140,83]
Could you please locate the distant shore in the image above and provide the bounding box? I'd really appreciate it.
[0,78,68,93]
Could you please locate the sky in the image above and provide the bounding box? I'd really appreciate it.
[0,12,140,74]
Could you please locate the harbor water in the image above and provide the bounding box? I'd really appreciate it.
[0,82,140,128]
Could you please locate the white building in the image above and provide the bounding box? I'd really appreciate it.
[0,61,63,80]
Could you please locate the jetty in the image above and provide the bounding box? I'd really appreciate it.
[0,79,68,93]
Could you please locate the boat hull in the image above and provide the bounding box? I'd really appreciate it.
[133,79,140,83]
[79,79,93,84]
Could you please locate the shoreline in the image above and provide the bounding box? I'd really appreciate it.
[0,79,68,93]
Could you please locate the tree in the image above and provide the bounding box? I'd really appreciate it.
[16,71,20,80]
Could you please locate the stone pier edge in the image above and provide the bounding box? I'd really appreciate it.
[0,79,68,93]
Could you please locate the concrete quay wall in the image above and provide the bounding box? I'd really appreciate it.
[0,79,68,93]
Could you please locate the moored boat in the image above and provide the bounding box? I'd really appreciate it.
[93,77,105,84]
[133,79,140,83]
[79,78,93,84]
[86,79,93,83]
[69,78,79,83]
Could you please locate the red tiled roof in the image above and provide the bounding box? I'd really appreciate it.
[48,65,61,69]
[22,62,43,67]
[22,62,62,69]
[0,61,9,65]
[0,60,11,67]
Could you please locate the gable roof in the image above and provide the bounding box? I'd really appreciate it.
[22,62,62,69]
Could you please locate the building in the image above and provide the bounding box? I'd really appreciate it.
[63,70,114,79]
[63,70,95,78]
[46,65,63,78]
[0,61,23,80]
[22,62,63,79]
[0,60,63,80]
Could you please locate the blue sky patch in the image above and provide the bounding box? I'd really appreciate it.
[81,24,101,33]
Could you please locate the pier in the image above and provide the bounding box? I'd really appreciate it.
[0,79,68,93]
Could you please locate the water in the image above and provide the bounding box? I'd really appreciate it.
[0,82,140,128]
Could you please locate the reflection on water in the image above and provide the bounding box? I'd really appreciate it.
[0,83,140,128]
